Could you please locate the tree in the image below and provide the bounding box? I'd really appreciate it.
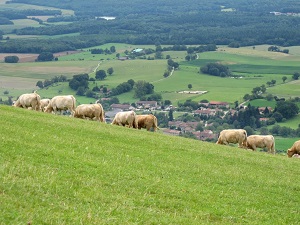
[134,80,154,98]
[200,62,230,77]
[36,81,44,89]
[272,112,283,122]
[196,123,204,131]
[293,72,300,80]
[155,51,163,59]
[127,79,135,87]
[110,46,116,53]
[188,84,192,89]
[37,52,54,61]
[282,76,287,83]
[164,100,172,105]
[168,109,174,121]
[4,55,19,63]
[260,127,269,135]
[163,71,170,77]
[95,70,107,80]
[76,86,86,96]
[107,67,114,75]
[69,73,89,91]
[271,79,276,86]
[275,101,299,119]
[244,126,254,136]
[265,94,273,101]
[86,90,95,98]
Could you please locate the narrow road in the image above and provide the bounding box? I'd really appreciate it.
[151,67,174,84]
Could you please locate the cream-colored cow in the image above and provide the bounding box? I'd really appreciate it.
[13,91,41,111]
[111,111,137,128]
[244,135,275,154]
[40,98,50,112]
[287,140,300,158]
[44,95,76,115]
[74,103,105,122]
[216,129,247,148]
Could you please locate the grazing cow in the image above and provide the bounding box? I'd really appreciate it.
[13,91,41,111]
[44,95,76,115]
[136,114,159,131]
[216,129,247,148]
[111,111,137,128]
[74,103,105,122]
[287,140,300,158]
[40,98,50,112]
[244,135,275,154]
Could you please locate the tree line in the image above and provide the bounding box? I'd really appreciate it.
[2,1,300,53]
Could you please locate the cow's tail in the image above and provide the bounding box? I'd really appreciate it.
[99,103,106,123]
[271,136,275,154]
[35,91,41,111]
[71,95,76,116]
[132,113,138,129]
[242,130,248,147]
[153,116,160,131]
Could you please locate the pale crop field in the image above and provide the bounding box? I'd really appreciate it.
[0,0,74,15]
[0,19,41,33]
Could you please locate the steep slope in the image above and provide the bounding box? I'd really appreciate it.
[0,105,299,224]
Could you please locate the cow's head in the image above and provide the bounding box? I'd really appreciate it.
[44,106,52,113]
[287,148,295,158]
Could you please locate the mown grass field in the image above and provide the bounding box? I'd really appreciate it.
[1,105,300,224]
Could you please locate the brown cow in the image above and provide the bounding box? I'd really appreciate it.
[136,114,159,131]
[111,111,137,128]
[74,103,105,122]
[287,140,300,157]
[44,95,76,115]
[244,135,275,154]
[216,129,247,148]
[13,91,41,111]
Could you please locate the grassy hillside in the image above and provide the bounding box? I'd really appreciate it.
[1,105,299,224]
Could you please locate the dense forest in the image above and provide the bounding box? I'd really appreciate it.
[1,0,300,53]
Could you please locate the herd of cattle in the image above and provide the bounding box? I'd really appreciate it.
[216,128,300,158]
[12,92,300,157]
[12,92,159,131]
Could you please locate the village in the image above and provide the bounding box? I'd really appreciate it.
[103,99,273,142]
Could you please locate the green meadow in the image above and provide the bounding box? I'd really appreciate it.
[2,44,300,106]
[1,105,300,224]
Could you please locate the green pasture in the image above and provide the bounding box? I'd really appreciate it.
[2,43,300,107]
[0,19,42,33]
[274,137,299,152]
[1,105,300,224]
[91,59,168,86]
[248,99,276,108]
[276,114,300,129]
[267,80,300,98]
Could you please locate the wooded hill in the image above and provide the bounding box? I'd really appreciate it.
[1,0,300,53]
